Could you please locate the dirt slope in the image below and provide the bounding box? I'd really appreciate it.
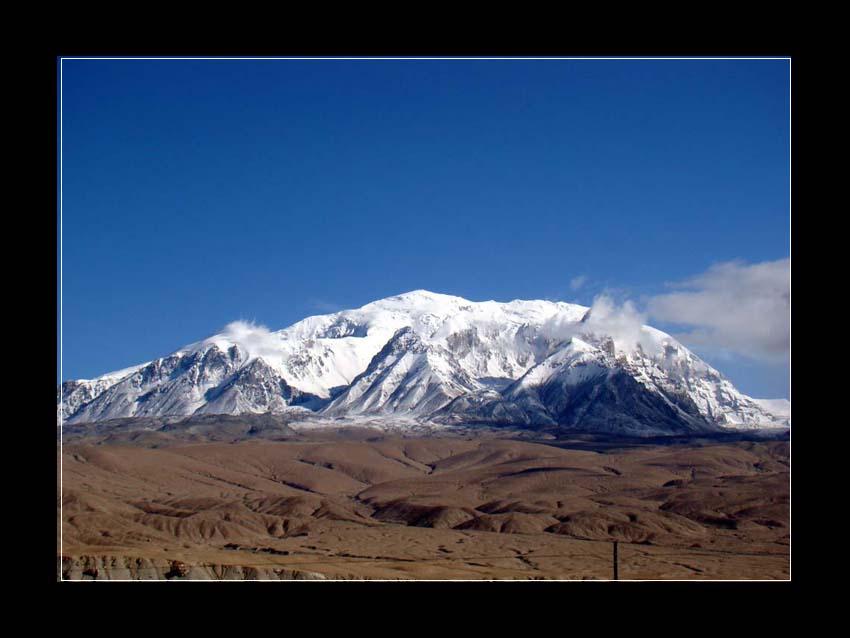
[59,434,789,580]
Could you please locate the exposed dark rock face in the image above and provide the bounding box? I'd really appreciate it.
[433,369,716,436]
[543,371,714,435]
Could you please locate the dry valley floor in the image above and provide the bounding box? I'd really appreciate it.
[59,430,789,580]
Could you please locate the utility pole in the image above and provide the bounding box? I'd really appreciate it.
[612,541,619,580]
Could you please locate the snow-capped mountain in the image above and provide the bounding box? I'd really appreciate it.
[58,290,790,435]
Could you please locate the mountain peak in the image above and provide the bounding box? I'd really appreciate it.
[394,289,448,298]
[366,289,470,308]
[59,291,790,434]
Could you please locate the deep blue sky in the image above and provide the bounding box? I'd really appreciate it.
[60,58,790,396]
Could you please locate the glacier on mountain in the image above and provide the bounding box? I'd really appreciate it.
[58,290,790,435]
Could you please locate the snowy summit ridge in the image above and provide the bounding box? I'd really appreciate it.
[59,290,789,436]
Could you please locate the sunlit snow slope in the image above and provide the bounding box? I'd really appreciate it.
[59,290,789,435]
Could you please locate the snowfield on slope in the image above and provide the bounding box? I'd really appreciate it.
[58,290,790,435]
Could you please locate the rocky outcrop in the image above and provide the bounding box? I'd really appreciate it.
[59,555,329,581]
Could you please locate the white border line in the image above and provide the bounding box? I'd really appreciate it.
[58,55,791,582]
[787,57,792,581]
[59,56,64,578]
[60,56,792,61]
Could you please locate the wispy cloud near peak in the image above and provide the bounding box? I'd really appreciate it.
[569,275,588,291]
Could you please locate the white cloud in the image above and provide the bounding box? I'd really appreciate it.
[646,258,790,361]
[569,275,588,291]
[544,293,658,355]
[308,298,342,313]
[214,320,284,362]
[582,295,650,353]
